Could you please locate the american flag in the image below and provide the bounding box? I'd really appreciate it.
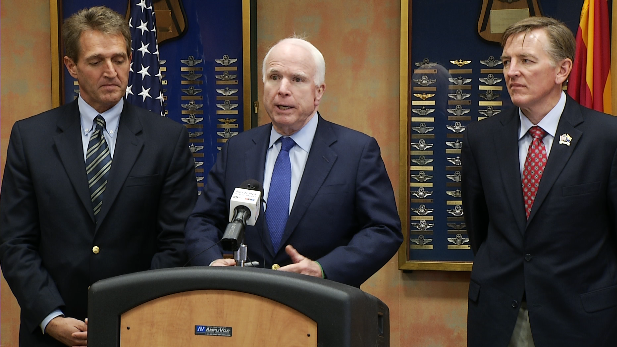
[126,0,165,116]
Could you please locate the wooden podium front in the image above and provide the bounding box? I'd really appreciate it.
[120,290,317,346]
[88,267,389,347]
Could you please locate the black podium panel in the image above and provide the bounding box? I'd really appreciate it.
[88,267,389,346]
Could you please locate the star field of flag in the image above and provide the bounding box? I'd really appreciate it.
[126,0,165,116]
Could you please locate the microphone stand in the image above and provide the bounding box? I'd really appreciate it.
[234,243,248,267]
[233,243,259,267]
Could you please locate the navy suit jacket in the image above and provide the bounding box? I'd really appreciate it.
[462,95,617,347]
[0,100,197,346]
[185,115,402,287]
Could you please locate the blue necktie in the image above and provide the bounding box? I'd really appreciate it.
[86,115,112,220]
[267,137,295,251]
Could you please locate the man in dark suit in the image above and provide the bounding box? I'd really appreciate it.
[462,17,617,347]
[185,37,402,287]
[0,7,197,346]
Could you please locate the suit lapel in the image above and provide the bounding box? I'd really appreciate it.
[527,98,583,223]
[95,103,144,228]
[494,108,527,233]
[279,116,337,249]
[53,100,95,221]
[245,125,274,255]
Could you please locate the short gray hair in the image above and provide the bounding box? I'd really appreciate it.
[262,36,326,86]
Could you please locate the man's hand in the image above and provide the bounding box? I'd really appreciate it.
[45,316,87,347]
[210,258,236,266]
[278,245,323,278]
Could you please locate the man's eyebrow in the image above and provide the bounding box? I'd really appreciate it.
[85,52,128,60]
[292,72,308,78]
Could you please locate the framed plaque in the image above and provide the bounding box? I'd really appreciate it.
[50,0,256,190]
[398,0,585,271]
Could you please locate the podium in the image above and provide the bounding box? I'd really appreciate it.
[88,267,389,346]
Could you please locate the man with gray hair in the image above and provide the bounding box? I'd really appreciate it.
[463,16,617,346]
[0,6,196,346]
[185,37,402,287]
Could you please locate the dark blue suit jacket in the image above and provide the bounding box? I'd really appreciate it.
[462,95,617,347]
[0,100,197,346]
[185,115,402,287]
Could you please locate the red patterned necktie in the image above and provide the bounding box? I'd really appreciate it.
[522,126,547,219]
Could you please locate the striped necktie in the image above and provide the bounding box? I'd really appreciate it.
[86,115,112,220]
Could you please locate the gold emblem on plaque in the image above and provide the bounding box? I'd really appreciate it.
[450,59,471,67]
[414,93,435,100]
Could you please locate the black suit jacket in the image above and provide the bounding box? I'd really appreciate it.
[185,115,402,287]
[462,95,617,347]
[0,100,197,346]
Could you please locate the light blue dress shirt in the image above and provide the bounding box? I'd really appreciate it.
[518,91,567,175]
[79,96,122,160]
[263,113,318,213]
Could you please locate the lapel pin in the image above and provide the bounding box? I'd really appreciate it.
[558,134,572,146]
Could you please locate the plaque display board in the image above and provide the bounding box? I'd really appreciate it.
[51,0,255,191]
[399,0,584,271]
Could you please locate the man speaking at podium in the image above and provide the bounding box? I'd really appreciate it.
[185,37,402,287]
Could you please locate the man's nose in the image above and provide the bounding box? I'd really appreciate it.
[102,60,118,77]
[505,61,519,77]
[277,78,291,95]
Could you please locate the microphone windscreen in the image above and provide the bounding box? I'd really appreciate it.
[239,179,263,194]
[229,179,262,226]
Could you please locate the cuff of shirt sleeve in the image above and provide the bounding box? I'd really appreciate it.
[315,261,326,279]
[41,309,64,334]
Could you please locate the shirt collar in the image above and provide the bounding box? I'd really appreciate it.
[268,112,319,152]
[79,96,123,135]
[518,91,566,140]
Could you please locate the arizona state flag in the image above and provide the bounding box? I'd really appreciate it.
[567,0,612,114]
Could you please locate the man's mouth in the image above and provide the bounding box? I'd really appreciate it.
[277,105,293,110]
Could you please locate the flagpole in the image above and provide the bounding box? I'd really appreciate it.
[50,0,61,107]
[612,4,617,116]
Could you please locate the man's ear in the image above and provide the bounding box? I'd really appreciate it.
[556,58,573,85]
[314,83,326,106]
[64,56,78,79]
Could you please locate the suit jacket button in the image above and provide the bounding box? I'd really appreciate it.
[92,246,100,254]
[511,300,518,308]
[525,254,532,261]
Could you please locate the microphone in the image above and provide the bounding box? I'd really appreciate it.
[221,179,263,251]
